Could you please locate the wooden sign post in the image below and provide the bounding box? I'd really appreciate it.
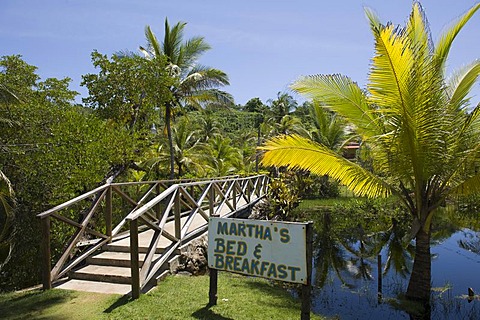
[301,222,313,320]
[208,218,313,319]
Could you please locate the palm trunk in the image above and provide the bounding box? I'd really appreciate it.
[406,227,431,302]
[165,104,175,180]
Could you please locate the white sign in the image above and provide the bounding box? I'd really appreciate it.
[208,217,307,284]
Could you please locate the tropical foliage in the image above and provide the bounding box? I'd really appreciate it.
[140,18,232,179]
[261,2,480,302]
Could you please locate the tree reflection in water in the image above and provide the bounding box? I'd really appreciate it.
[306,203,480,319]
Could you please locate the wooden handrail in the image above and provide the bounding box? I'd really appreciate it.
[37,184,109,218]
[126,184,178,221]
[38,175,269,293]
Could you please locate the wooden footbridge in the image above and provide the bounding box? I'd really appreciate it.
[37,175,269,298]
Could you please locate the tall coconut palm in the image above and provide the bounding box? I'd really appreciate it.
[260,2,480,303]
[140,19,232,179]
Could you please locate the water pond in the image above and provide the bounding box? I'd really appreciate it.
[302,203,480,319]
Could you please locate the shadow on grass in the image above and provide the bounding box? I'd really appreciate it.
[241,279,302,309]
[0,290,69,320]
[103,294,131,314]
[191,305,234,320]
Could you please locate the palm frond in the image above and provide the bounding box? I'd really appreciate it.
[260,134,393,197]
[434,3,480,73]
[406,2,433,57]
[364,6,382,33]
[144,26,162,58]
[450,171,480,196]
[291,74,381,139]
[446,60,480,109]
[163,19,186,64]
[368,23,414,116]
[181,37,211,69]
[188,66,230,87]
[182,89,234,109]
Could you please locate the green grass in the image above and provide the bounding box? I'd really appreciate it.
[0,273,327,320]
[295,197,357,211]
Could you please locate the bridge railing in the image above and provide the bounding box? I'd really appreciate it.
[37,175,269,294]
[126,174,269,298]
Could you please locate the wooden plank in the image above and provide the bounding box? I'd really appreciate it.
[209,268,218,306]
[50,188,107,280]
[179,186,209,221]
[130,219,140,299]
[41,217,51,290]
[127,184,178,220]
[213,183,235,215]
[38,184,108,218]
[155,184,161,219]
[57,238,109,279]
[139,215,162,232]
[106,186,112,241]
[174,192,181,240]
[232,181,237,210]
[209,184,214,216]
[51,213,107,240]
[139,229,162,284]
[301,222,313,320]
[141,240,181,287]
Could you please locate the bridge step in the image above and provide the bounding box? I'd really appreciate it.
[102,243,175,254]
[69,265,135,284]
[87,251,161,267]
[54,279,132,295]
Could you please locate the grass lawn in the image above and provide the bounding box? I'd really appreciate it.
[0,273,327,320]
[295,197,356,211]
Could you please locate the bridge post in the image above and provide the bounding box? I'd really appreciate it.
[105,186,112,243]
[130,218,140,299]
[41,216,51,290]
[232,181,237,210]
[209,183,215,216]
[174,191,181,240]
[301,222,314,320]
[155,183,161,219]
[208,213,220,306]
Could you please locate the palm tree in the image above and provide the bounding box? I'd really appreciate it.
[268,92,297,121]
[309,102,347,152]
[203,136,242,176]
[271,115,309,137]
[140,18,232,179]
[196,112,221,142]
[260,2,480,303]
[142,117,203,178]
[172,118,202,177]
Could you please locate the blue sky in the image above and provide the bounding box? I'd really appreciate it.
[1,0,480,106]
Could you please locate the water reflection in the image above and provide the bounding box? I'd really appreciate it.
[308,206,480,319]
